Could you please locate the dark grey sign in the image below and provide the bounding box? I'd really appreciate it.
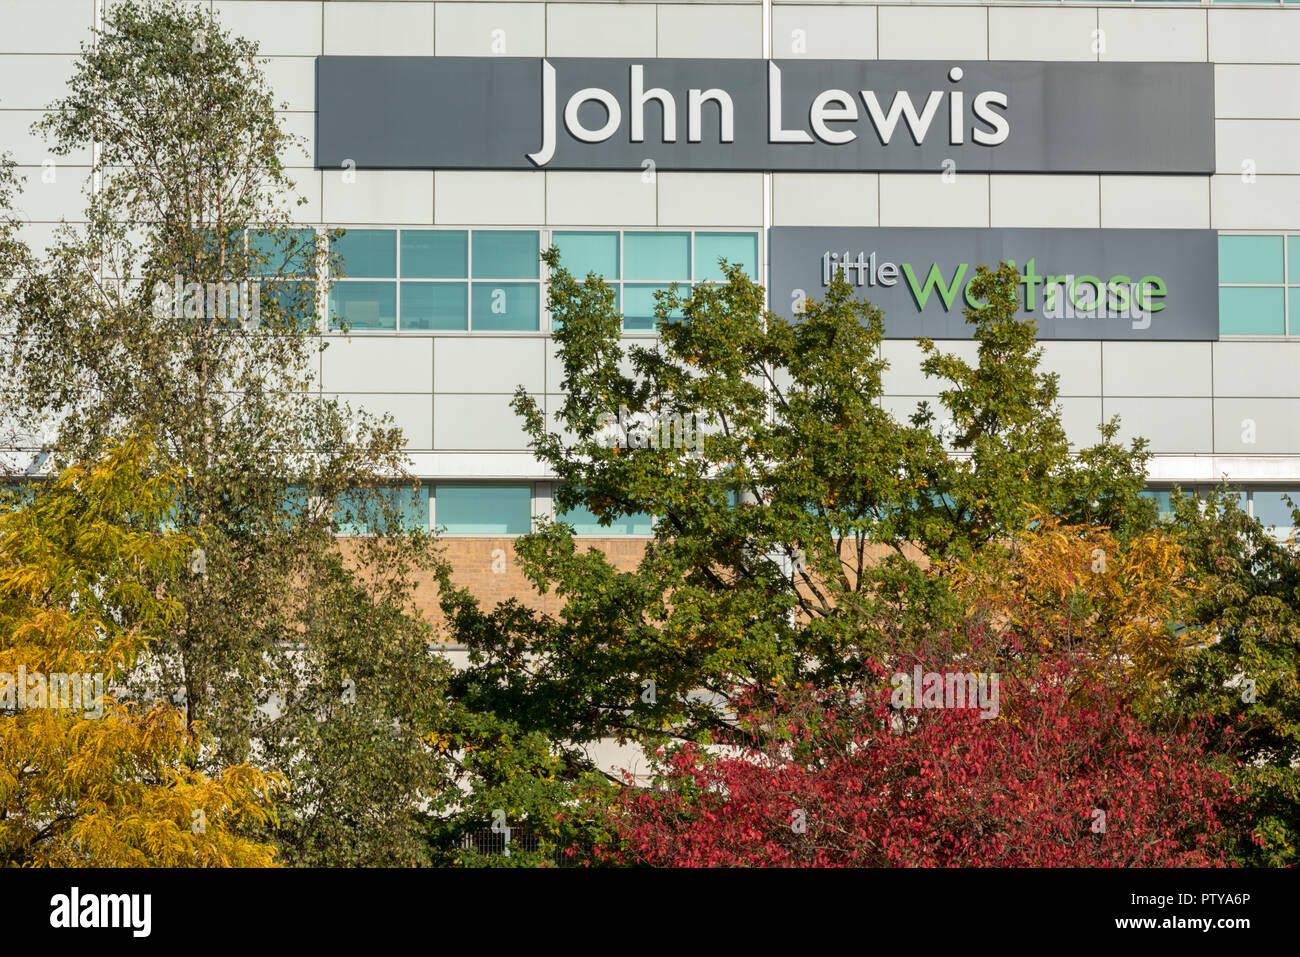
[768,228,1219,340]
[315,57,1214,174]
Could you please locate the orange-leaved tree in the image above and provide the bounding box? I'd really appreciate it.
[0,434,283,866]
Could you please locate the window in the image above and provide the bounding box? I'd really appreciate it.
[556,501,654,536]
[1251,491,1299,536]
[401,229,467,330]
[694,232,759,283]
[554,231,619,280]
[249,228,318,329]
[335,486,430,536]
[553,230,759,333]
[472,231,541,331]
[328,229,541,332]
[1138,489,1177,523]
[434,485,532,535]
[1218,234,1297,337]
[330,228,397,331]
[1144,487,1298,539]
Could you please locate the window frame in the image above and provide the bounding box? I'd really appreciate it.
[1217,231,1298,339]
[326,227,544,334]
[551,228,762,335]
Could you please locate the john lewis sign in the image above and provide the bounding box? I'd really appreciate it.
[315,58,1214,174]
[768,228,1220,340]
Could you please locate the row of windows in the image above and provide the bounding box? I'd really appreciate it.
[1218,234,1300,337]
[347,484,1296,538]
[239,229,1300,340]
[1141,487,1298,532]
[328,229,759,334]
[334,484,654,537]
[551,230,758,331]
[3,481,1291,537]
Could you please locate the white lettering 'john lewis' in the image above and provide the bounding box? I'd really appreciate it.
[527,60,1008,167]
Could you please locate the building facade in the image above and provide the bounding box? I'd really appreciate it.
[4,0,1300,597]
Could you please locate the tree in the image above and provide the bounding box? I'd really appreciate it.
[1,0,451,866]
[948,515,1205,704]
[439,256,1154,772]
[0,158,35,462]
[0,435,282,867]
[1161,487,1300,866]
[599,638,1234,868]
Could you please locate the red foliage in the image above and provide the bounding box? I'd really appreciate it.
[600,656,1236,867]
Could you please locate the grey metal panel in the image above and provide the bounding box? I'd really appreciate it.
[1105,397,1214,454]
[1038,341,1101,397]
[880,339,979,396]
[322,336,433,393]
[1214,399,1300,455]
[1213,342,1300,398]
[315,57,1215,174]
[326,392,434,450]
[770,227,1220,340]
[1101,342,1213,397]
[546,337,649,393]
[434,337,546,394]
[434,393,538,450]
[1059,397,1105,449]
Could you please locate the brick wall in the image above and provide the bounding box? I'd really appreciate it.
[341,537,648,635]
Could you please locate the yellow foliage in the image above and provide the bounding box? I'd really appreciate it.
[0,435,283,867]
[948,515,1205,690]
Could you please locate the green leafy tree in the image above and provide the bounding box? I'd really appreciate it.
[1163,488,1300,866]
[1,0,451,866]
[437,255,1155,837]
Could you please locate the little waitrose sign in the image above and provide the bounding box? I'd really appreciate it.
[768,228,1220,340]
[315,57,1214,174]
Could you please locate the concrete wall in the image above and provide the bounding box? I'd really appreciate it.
[3,2,1300,478]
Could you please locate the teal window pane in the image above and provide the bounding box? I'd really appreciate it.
[554,231,619,280]
[1219,235,1283,284]
[1253,494,1294,530]
[1289,237,1300,277]
[402,230,467,279]
[623,284,684,331]
[336,486,429,536]
[550,287,618,334]
[401,282,467,330]
[694,232,758,282]
[472,230,539,279]
[1253,491,1298,531]
[1138,489,1175,522]
[1219,286,1284,335]
[624,232,690,280]
[1215,490,1248,514]
[262,280,318,329]
[195,229,243,276]
[1290,288,1300,333]
[558,502,653,536]
[436,485,531,535]
[333,229,396,278]
[250,228,316,277]
[471,282,539,331]
[329,281,397,331]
